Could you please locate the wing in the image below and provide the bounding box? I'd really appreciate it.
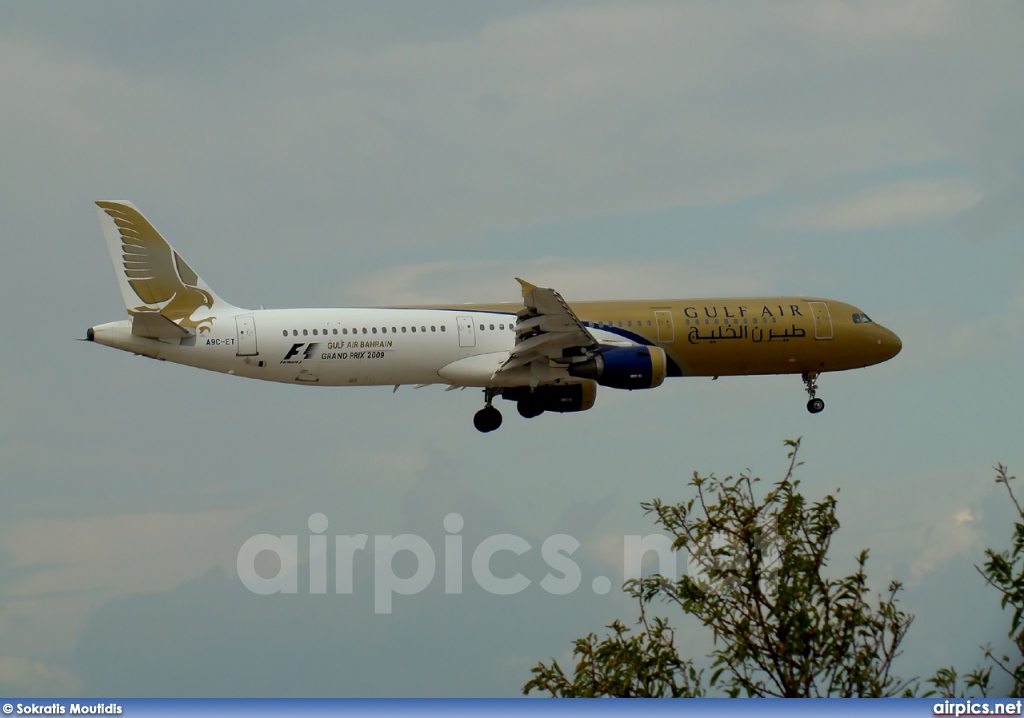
[96,201,193,306]
[497,278,599,375]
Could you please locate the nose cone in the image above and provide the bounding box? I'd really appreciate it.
[876,325,902,361]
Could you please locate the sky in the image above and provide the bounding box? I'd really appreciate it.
[1,0,1022,698]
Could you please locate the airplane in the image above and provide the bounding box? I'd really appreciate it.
[85,201,902,432]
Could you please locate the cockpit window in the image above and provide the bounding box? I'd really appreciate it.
[852,313,873,324]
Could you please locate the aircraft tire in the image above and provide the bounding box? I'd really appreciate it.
[806,398,825,414]
[474,406,503,432]
[517,400,544,419]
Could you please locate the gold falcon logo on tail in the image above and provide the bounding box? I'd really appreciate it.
[96,201,221,334]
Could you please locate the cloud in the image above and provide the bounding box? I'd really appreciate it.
[2,508,255,599]
[335,257,775,305]
[882,292,1024,374]
[0,655,82,696]
[954,94,1024,241]
[773,178,983,231]
[0,508,258,696]
[908,506,983,585]
[776,0,955,44]
[5,1,1016,251]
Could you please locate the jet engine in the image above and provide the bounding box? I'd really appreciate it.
[567,346,667,390]
[502,381,597,416]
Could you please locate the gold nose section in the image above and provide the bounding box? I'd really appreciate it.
[877,326,902,360]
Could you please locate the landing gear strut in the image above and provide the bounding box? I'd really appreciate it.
[473,389,503,433]
[803,372,825,414]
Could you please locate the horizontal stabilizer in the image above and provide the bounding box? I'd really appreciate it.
[132,311,191,342]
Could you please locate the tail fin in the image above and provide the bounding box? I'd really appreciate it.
[95,201,236,334]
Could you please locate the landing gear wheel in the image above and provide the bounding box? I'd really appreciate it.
[801,371,824,414]
[473,406,503,433]
[517,399,544,419]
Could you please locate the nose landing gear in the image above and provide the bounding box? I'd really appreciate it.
[473,388,503,432]
[803,372,825,414]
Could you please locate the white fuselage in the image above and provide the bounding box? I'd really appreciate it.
[90,307,593,388]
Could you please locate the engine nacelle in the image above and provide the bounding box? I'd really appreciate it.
[502,381,597,413]
[568,346,667,390]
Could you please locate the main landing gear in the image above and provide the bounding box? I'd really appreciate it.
[473,389,503,433]
[474,388,549,431]
[516,396,544,419]
[803,372,825,414]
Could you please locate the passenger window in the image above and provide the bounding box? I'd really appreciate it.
[402,327,407,333]
[303,329,308,336]
[499,324,505,330]
[392,327,397,333]
[382,327,387,334]
[323,329,327,335]
[342,328,348,335]
[293,329,298,336]
[441,325,446,332]
[362,328,368,334]
[431,326,436,332]
[627,321,633,327]
[421,326,426,332]
[480,324,485,331]
[647,320,652,327]
[489,324,494,330]
[313,329,318,335]
[282,330,287,337]
[333,329,338,335]
[411,326,417,333]
[372,327,378,334]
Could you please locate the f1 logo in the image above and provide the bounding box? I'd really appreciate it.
[283,343,319,361]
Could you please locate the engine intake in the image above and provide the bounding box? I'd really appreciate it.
[568,346,667,390]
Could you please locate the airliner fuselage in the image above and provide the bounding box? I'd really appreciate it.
[91,300,899,386]
[86,201,901,432]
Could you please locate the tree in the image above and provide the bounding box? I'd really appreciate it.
[978,464,1024,694]
[930,464,1023,698]
[521,602,704,698]
[524,439,918,697]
